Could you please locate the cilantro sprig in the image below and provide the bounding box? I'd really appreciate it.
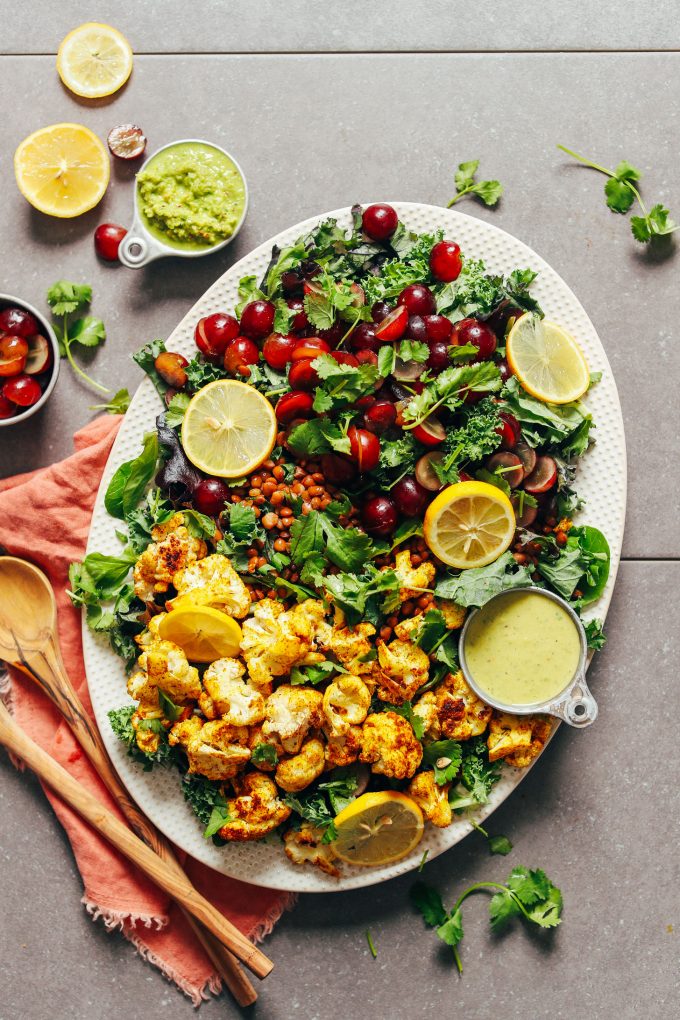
[411,865,563,974]
[46,280,108,393]
[557,145,677,244]
[447,160,504,208]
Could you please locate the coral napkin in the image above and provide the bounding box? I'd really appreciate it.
[0,416,293,1005]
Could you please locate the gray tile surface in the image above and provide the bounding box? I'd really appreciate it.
[3,0,680,53]
[2,562,678,1020]
[1,16,678,1020]
[1,53,679,555]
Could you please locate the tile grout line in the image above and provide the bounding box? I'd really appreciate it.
[2,49,680,57]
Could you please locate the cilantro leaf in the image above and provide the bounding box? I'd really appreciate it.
[507,866,552,906]
[488,834,513,856]
[251,742,279,767]
[396,339,430,363]
[410,881,448,927]
[46,280,92,316]
[284,787,337,842]
[404,361,501,428]
[317,566,400,627]
[489,888,522,930]
[235,274,266,316]
[164,391,191,428]
[584,617,606,650]
[70,315,105,348]
[449,159,503,208]
[383,700,425,740]
[604,177,636,214]
[158,688,183,722]
[311,354,379,412]
[287,418,350,457]
[289,509,376,574]
[437,908,464,950]
[422,739,463,784]
[90,388,131,415]
[525,885,563,928]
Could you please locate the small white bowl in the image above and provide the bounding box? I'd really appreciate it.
[0,294,60,428]
[118,138,249,269]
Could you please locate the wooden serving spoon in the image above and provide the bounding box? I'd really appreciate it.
[0,555,265,1001]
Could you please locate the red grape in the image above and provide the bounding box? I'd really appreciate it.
[263,333,297,370]
[515,441,537,476]
[371,300,392,323]
[348,426,381,472]
[349,322,381,353]
[0,307,39,338]
[275,391,314,423]
[411,415,446,446]
[398,284,436,316]
[3,374,42,406]
[486,452,524,488]
[331,351,359,367]
[94,223,126,261]
[451,318,497,359]
[374,305,408,342]
[291,338,330,361]
[0,335,28,377]
[524,456,558,494]
[498,357,512,382]
[361,495,397,536]
[154,351,188,388]
[362,203,398,241]
[287,298,308,332]
[224,337,259,373]
[429,240,462,282]
[195,313,239,358]
[354,350,378,368]
[288,358,319,391]
[511,493,538,528]
[364,400,397,434]
[240,300,275,339]
[23,335,51,375]
[426,342,450,372]
[193,478,230,516]
[423,315,453,342]
[496,411,521,449]
[415,452,445,492]
[107,124,146,160]
[405,315,427,342]
[392,476,429,517]
[320,453,356,485]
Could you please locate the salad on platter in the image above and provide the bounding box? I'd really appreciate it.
[71,203,610,876]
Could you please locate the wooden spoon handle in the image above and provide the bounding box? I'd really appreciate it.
[0,702,273,981]
[13,641,257,1005]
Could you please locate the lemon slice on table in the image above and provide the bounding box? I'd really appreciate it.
[423,480,515,569]
[158,606,242,662]
[57,23,133,99]
[14,123,110,218]
[332,791,424,867]
[506,313,589,404]
[181,380,277,478]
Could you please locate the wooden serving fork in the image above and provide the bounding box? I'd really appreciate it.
[0,555,265,1003]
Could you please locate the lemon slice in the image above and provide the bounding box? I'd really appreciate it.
[158,606,242,662]
[506,313,589,404]
[332,791,424,867]
[181,380,277,478]
[14,123,109,218]
[424,480,515,569]
[57,23,133,99]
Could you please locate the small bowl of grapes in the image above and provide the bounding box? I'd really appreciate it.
[0,294,60,426]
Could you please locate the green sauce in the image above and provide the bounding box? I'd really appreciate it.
[464,591,581,706]
[136,142,246,251]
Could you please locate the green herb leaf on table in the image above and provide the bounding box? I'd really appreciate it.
[410,881,448,927]
[47,279,108,393]
[90,388,131,415]
[448,160,504,208]
[46,280,92,316]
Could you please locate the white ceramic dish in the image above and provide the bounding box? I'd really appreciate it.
[83,203,627,892]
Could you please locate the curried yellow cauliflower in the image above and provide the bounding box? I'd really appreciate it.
[275,737,325,793]
[408,771,452,827]
[412,691,441,741]
[127,639,202,708]
[323,724,362,768]
[436,598,467,629]
[360,711,423,779]
[488,712,551,765]
[133,514,207,603]
[322,676,371,735]
[241,599,327,694]
[219,772,291,841]
[262,684,323,754]
[376,638,430,704]
[169,717,250,781]
[320,623,376,674]
[131,705,166,755]
[433,670,492,742]
[169,554,251,619]
[393,549,436,601]
[284,823,340,877]
[199,657,265,726]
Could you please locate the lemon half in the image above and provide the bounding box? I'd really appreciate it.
[57,23,133,99]
[14,123,110,218]
[423,480,515,569]
[158,606,242,662]
[506,313,589,404]
[332,791,424,867]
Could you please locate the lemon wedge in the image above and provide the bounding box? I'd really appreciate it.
[423,480,515,569]
[332,791,424,867]
[14,123,109,218]
[506,313,589,404]
[158,606,242,662]
[57,23,133,99]
[181,379,277,479]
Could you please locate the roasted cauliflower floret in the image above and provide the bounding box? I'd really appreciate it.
[320,623,376,674]
[434,670,492,741]
[219,772,291,841]
[393,549,436,601]
[262,684,323,754]
[413,691,441,741]
[169,718,250,781]
[170,554,250,619]
[241,600,327,694]
[324,724,362,768]
[436,598,466,629]
[275,738,325,793]
[322,676,371,735]
[127,639,202,707]
[488,712,551,765]
[284,823,340,877]
[198,657,265,726]
[359,711,423,779]
[133,513,207,603]
[376,638,430,704]
[131,706,166,755]
[408,771,453,827]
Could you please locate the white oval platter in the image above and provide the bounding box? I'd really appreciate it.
[83,203,627,892]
